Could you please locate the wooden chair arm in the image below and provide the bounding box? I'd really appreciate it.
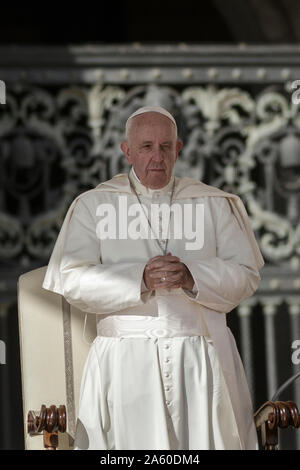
[254,400,300,450]
[27,404,67,450]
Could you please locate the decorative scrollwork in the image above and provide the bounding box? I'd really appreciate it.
[1,81,300,271]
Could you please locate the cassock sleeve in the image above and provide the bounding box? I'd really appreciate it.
[59,197,153,314]
[181,196,261,313]
[182,282,198,298]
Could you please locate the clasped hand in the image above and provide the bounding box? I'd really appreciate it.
[143,252,194,291]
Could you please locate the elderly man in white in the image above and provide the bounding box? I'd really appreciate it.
[42,105,264,450]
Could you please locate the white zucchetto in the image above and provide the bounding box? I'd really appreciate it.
[125,106,177,136]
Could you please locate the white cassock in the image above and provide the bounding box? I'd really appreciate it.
[42,166,265,450]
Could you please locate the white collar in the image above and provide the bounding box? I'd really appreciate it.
[130,166,175,195]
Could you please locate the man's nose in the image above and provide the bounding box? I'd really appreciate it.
[151,147,164,161]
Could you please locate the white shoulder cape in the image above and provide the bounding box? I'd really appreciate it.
[42,173,264,295]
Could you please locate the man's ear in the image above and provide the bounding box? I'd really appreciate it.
[176,139,183,152]
[120,140,131,164]
[175,139,183,161]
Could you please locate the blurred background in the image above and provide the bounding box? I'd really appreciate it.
[0,0,300,450]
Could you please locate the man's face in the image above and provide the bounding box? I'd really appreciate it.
[120,112,183,189]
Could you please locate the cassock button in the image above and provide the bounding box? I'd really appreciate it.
[164,358,170,363]
[164,372,170,378]
[165,386,170,392]
[166,400,171,406]
[164,344,170,349]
